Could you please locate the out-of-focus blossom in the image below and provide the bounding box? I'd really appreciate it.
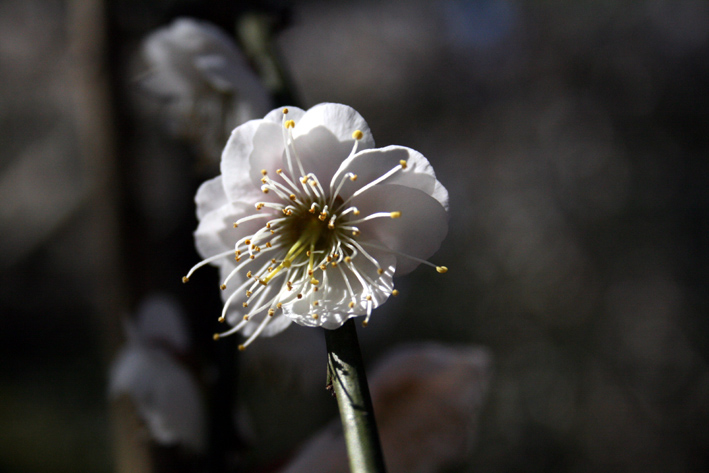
[184,103,449,348]
[280,343,492,473]
[109,295,206,453]
[141,17,272,160]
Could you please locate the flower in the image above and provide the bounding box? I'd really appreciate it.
[109,295,206,453]
[184,103,449,348]
[141,17,272,160]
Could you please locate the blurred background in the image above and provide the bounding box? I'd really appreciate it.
[1,0,708,472]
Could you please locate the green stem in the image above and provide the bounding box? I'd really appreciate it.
[325,319,387,473]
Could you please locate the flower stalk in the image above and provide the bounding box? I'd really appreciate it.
[325,319,387,473]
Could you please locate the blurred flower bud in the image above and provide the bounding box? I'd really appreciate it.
[109,295,206,453]
[140,17,273,161]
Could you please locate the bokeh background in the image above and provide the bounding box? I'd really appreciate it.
[1,0,708,472]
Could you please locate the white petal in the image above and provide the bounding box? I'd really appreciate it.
[194,201,267,260]
[353,184,448,275]
[220,120,269,203]
[195,175,228,220]
[293,103,374,150]
[290,127,356,185]
[333,145,449,210]
[264,106,306,124]
[248,121,289,189]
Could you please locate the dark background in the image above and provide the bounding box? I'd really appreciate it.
[1,0,708,472]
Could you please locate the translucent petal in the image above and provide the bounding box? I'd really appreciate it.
[293,103,374,151]
[353,184,448,275]
[195,175,228,220]
[264,106,306,124]
[333,145,449,210]
[220,120,264,202]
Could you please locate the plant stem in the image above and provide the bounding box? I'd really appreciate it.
[325,319,387,473]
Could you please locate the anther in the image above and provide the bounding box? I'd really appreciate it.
[436,266,448,274]
[352,230,360,236]
[218,316,225,323]
[352,130,364,140]
[392,289,399,296]
[362,320,368,327]
[238,345,245,351]
[268,309,275,316]
[285,120,295,129]
[213,334,220,340]
[349,301,355,308]
[377,268,384,275]
[345,256,352,263]
[261,169,268,176]
[400,160,408,169]
[182,276,189,283]
[350,174,358,181]
[313,301,319,306]
[220,284,226,290]
[289,194,296,200]
[390,211,401,218]
[282,108,289,114]
[312,314,319,319]
[233,222,238,228]
[246,271,252,278]
[246,291,253,297]
[320,264,327,271]
[242,302,248,307]
[310,278,320,285]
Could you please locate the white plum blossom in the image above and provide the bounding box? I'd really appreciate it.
[141,17,272,159]
[184,103,449,348]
